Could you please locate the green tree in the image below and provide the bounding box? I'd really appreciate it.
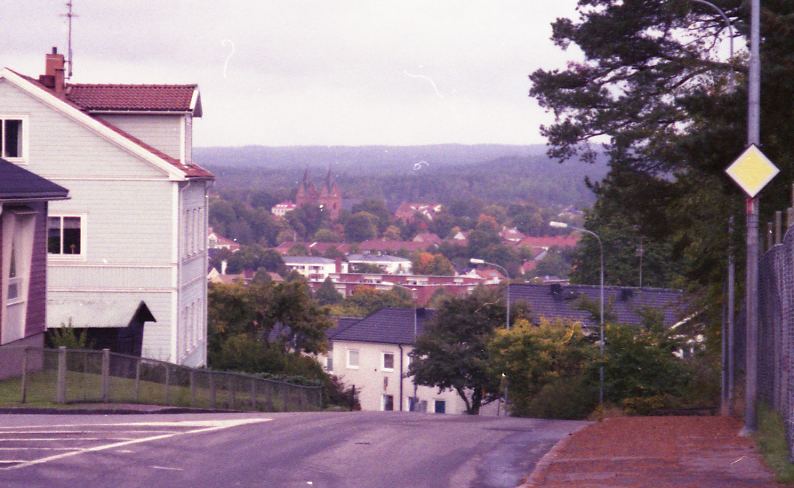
[528,0,794,306]
[315,277,343,305]
[489,318,597,419]
[351,199,392,233]
[338,286,413,316]
[345,211,378,242]
[409,288,505,414]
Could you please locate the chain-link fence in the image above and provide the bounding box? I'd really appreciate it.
[756,226,794,459]
[0,346,323,411]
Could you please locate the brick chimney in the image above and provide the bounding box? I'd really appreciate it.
[39,47,65,97]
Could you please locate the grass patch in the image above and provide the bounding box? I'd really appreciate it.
[756,403,794,484]
[0,368,319,412]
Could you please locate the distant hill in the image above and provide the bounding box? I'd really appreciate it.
[195,144,607,209]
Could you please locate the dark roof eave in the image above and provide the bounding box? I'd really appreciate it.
[0,194,69,202]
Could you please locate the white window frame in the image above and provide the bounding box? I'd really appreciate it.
[381,352,395,372]
[346,349,359,369]
[47,214,87,260]
[0,115,29,163]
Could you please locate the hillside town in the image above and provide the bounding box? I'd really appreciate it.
[0,1,791,487]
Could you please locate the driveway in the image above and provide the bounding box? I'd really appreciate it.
[0,411,586,488]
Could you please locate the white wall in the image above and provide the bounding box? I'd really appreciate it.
[0,78,207,365]
[98,114,183,161]
[329,340,468,414]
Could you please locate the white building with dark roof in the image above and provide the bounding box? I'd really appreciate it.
[347,254,412,275]
[0,49,213,366]
[283,256,339,281]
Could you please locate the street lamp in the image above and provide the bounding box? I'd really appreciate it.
[470,258,511,416]
[550,221,606,407]
[469,258,510,329]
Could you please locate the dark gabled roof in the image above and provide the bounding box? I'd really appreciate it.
[330,307,435,345]
[326,316,361,339]
[509,284,688,328]
[0,158,68,201]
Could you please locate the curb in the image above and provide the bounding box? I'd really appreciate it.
[519,422,593,488]
[0,406,240,415]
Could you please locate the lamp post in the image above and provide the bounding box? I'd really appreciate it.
[689,0,737,421]
[389,282,418,411]
[550,221,605,407]
[469,258,510,329]
[470,258,511,415]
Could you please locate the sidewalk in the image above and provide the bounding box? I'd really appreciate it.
[525,416,782,488]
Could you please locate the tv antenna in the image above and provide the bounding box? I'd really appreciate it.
[61,1,77,79]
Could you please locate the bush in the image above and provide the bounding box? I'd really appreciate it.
[526,375,597,419]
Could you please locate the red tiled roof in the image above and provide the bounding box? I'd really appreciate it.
[66,84,199,113]
[10,71,212,180]
[516,235,580,249]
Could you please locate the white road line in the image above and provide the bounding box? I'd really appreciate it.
[1,418,271,471]
[0,438,134,442]
[0,430,178,435]
[0,448,79,451]
[150,465,184,471]
[0,461,27,464]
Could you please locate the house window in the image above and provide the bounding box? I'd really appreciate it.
[434,400,446,414]
[382,353,394,371]
[346,349,359,369]
[382,394,394,411]
[47,216,83,256]
[0,118,25,160]
[7,242,22,304]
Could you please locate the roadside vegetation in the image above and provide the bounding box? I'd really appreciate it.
[756,403,794,484]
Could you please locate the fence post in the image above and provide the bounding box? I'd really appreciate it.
[229,375,235,410]
[20,347,29,403]
[190,371,196,407]
[209,373,216,409]
[133,359,141,402]
[56,346,67,403]
[164,364,171,405]
[251,378,257,410]
[101,349,110,402]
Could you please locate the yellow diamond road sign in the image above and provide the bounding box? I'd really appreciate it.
[725,144,780,198]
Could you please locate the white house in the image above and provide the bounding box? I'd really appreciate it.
[323,308,473,414]
[347,254,412,275]
[0,49,213,366]
[283,256,339,281]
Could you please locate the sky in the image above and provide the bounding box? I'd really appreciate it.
[1,0,582,147]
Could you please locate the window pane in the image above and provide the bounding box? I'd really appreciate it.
[4,120,21,158]
[7,281,19,300]
[63,217,81,254]
[9,243,17,278]
[348,350,359,367]
[383,395,394,411]
[434,400,446,414]
[48,217,62,254]
[383,353,394,370]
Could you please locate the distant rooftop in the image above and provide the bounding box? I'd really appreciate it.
[330,307,435,345]
[283,256,336,265]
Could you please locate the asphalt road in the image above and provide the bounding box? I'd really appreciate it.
[0,411,587,488]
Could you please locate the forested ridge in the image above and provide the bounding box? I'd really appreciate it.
[196,144,607,209]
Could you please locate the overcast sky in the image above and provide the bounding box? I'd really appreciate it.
[2,1,582,147]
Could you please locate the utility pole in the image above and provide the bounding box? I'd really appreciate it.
[744,0,761,434]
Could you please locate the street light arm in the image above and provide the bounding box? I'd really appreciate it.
[470,258,511,329]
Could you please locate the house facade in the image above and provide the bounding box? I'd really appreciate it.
[323,308,473,414]
[0,158,68,348]
[0,49,213,366]
[283,256,339,281]
[347,254,412,275]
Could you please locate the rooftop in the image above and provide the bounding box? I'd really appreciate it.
[0,158,69,201]
[66,83,201,115]
[509,283,688,328]
[330,307,435,345]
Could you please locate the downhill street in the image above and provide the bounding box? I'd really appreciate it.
[0,411,586,488]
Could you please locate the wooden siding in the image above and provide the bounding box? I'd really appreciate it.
[24,202,47,338]
[0,81,166,180]
[98,114,183,161]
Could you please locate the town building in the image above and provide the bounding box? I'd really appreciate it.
[0,158,69,348]
[0,49,213,366]
[323,308,471,414]
[207,227,240,252]
[283,256,340,281]
[295,168,342,220]
[271,201,297,218]
[394,202,443,223]
[347,254,412,275]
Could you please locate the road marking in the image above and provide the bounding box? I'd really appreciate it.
[0,418,271,471]
[151,465,184,471]
[0,438,134,442]
[0,448,78,451]
[0,430,177,434]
